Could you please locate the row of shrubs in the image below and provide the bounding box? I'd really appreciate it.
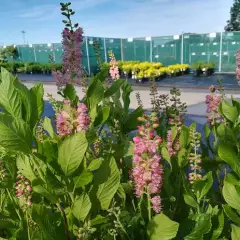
[0,62,62,74]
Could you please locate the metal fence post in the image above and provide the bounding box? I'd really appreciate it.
[219,32,223,73]
[150,38,153,62]
[181,34,184,64]
[103,38,107,62]
[120,38,124,61]
[85,37,91,75]
[33,44,37,62]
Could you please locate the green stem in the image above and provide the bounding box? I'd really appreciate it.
[26,213,31,240]
[7,189,22,221]
[146,191,152,222]
[114,213,131,240]
[57,203,70,240]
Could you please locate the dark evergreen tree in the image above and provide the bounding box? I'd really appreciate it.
[225,0,240,31]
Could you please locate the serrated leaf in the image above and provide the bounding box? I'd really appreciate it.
[104,79,125,98]
[63,84,78,102]
[179,126,189,148]
[33,185,58,204]
[16,155,37,181]
[218,143,240,177]
[147,213,179,240]
[221,100,238,123]
[231,224,240,240]
[72,193,91,222]
[223,204,240,225]
[124,107,143,133]
[0,68,22,118]
[183,194,198,208]
[211,210,224,240]
[0,113,32,153]
[171,126,177,142]
[184,214,211,240]
[161,147,171,169]
[88,158,103,171]
[43,117,55,138]
[58,132,88,176]
[95,157,120,210]
[94,106,110,126]
[178,148,188,168]
[223,181,240,211]
[73,171,93,189]
[193,172,213,201]
[30,83,44,128]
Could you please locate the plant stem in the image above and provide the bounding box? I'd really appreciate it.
[146,190,152,222]
[114,213,131,240]
[26,213,31,240]
[6,189,22,221]
[57,203,70,240]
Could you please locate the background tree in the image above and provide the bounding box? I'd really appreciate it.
[0,49,6,63]
[225,0,240,31]
[4,45,19,61]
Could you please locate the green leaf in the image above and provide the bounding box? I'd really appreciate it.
[184,214,211,240]
[58,132,88,176]
[204,124,211,139]
[161,147,171,169]
[179,126,189,148]
[0,68,22,118]
[29,83,44,128]
[211,210,224,240]
[43,117,55,138]
[63,84,78,102]
[171,126,177,142]
[218,143,240,177]
[33,185,58,204]
[123,107,144,133]
[32,204,65,240]
[90,215,109,226]
[223,204,240,225]
[95,157,120,210]
[0,113,32,153]
[122,82,132,112]
[72,193,91,222]
[16,155,36,181]
[147,213,179,240]
[193,172,213,201]
[178,148,188,168]
[88,158,103,171]
[231,225,240,240]
[73,171,93,189]
[183,193,198,208]
[104,79,125,98]
[87,79,104,120]
[14,80,32,124]
[222,181,240,211]
[94,106,110,126]
[221,100,238,123]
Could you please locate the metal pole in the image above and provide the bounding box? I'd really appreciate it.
[219,32,223,73]
[33,44,37,62]
[120,38,124,61]
[85,37,91,75]
[52,43,56,62]
[150,38,153,62]
[181,33,184,64]
[103,38,107,62]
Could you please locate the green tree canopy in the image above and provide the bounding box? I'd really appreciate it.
[225,0,240,31]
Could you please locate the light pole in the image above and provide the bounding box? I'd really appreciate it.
[21,30,26,44]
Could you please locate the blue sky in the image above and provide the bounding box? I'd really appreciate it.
[0,0,233,45]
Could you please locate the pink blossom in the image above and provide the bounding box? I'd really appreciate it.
[131,113,163,213]
[167,130,176,156]
[109,51,120,81]
[151,196,161,213]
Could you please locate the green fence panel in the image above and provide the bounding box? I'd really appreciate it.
[17,45,35,63]
[34,44,54,63]
[53,43,63,63]
[122,39,135,61]
[221,32,240,72]
[183,33,221,69]
[152,36,181,65]
[105,38,121,62]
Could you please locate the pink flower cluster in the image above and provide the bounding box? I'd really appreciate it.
[167,130,176,157]
[109,51,120,81]
[132,113,163,213]
[53,27,83,88]
[168,116,183,127]
[56,100,90,136]
[15,173,32,207]
[236,50,240,86]
[205,85,221,125]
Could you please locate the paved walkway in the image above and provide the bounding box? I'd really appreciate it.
[24,82,240,117]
